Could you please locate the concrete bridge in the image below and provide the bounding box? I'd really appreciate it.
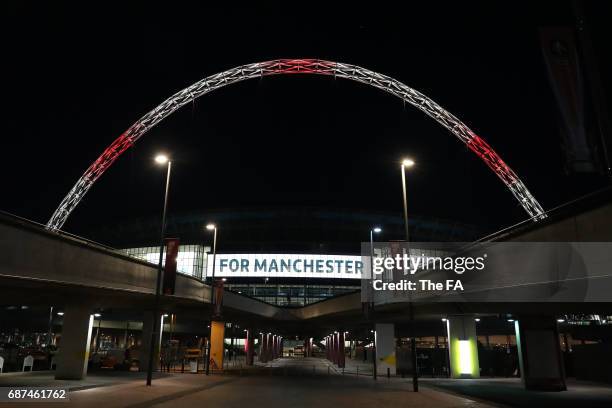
[2,188,612,389]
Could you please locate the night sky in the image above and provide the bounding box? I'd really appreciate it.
[2,1,611,240]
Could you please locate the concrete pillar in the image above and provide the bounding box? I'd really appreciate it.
[515,316,566,391]
[139,312,163,373]
[375,323,396,376]
[259,333,266,362]
[209,321,225,370]
[338,332,345,368]
[335,333,340,364]
[245,330,254,366]
[331,334,336,363]
[446,315,480,379]
[55,305,93,380]
[263,334,269,362]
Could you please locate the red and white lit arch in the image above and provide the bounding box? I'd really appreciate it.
[47,59,545,231]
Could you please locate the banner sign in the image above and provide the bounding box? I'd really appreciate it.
[163,238,179,295]
[540,26,596,173]
[207,254,364,279]
[212,279,224,320]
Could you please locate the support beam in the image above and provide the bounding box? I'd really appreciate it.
[338,332,345,368]
[245,330,254,366]
[139,312,163,373]
[55,305,93,380]
[209,321,225,370]
[375,323,396,376]
[446,315,480,379]
[515,316,566,391]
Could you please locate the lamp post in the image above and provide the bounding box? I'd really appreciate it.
[369,226,382,290]
[146,153,172,386]
[206,224,218,282]
[400,158,418,392]
[205,223,217,375]
[369,227,382,305]
[369,227,381,380]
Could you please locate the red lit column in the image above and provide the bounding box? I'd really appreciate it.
[334,333,340,365]
[246,330,254,366]
[338,332,345,368]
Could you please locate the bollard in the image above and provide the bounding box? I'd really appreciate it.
[387,367,390,380]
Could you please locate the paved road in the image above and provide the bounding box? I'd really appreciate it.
[425,377,612,408]
[0,362,493,408]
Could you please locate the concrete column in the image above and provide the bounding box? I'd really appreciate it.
[259,334,266,362]
[209,321,225,370]
[338,332,345,368]
[515,316,566,391]
[375,323,396,376]
[55,305,94,380]
[139,312,163,373]
[446,315,480,379]
[263,334,269,362]
[334,333,340,365]
[246,330,254,366]
[335,333,340,364]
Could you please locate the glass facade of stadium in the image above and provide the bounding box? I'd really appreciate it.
[121,245,360,306]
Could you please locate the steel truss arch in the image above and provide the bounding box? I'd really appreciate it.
[47,59,545,231]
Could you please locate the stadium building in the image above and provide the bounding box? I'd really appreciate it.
[92,208,483,306]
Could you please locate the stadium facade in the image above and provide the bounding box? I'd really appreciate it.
[106,208,483,306]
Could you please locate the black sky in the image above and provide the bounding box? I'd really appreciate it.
[1,1,611,239]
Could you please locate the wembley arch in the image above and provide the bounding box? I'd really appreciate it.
[47,59,545,231]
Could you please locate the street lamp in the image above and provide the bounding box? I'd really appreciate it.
[369,226,382,289]
[204,223,218,376]
[369,227,381,380]
[400,158,414,241]
[146,153,172,386]
[400,157,419,392]
[206,224,218,283]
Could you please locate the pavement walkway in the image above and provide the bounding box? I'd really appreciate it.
[424,377,612,408]
[0,363,494,408]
